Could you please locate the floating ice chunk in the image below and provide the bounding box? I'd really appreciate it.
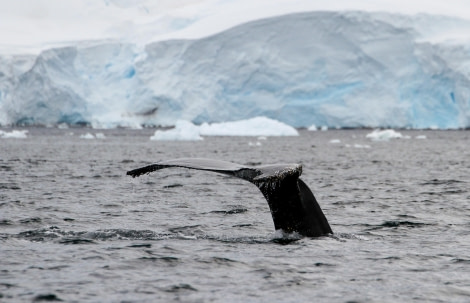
[150,120,203,141]
[329,139,341,144]
[199,117,298,136]
[0,129,28,139]
[79,132,106,139]
[354,144,371,148]
[346,143,371,148]
[321,126,329,131]
[366,129,403,141]
[416,135,427,139]
[80,133,95,139]
[248,141,262,146]
[308,125,318,131]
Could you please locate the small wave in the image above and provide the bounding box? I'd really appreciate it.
[421,190,467,195]
[33,293,63,302]
[163,283,197,293]
[163,183,184,188]
[381,220,427,228]
[420,179,465,186]
[138,256,180,264]
[59,238,96,245]
[198,256,239,265]
[14,227,166,243]
[127,243,152,248]
[330,233,370,241]
[168,225,205,237]
[0,219,13,226]
[0,165,13,172]
[363,220,433,231]
[11,226,344,245]
[232,223,253,228]
[209,207,248,215]
[18,226,63,241]
[271,238,302,245]
[452,258,470,264]
[19,217,42,224]
[0,182,20,190]
[121,159,135,164]
[85,229,165,241]
[210,230,310,245]
[313,262,336,267]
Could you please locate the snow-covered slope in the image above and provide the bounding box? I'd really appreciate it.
[1,10,470,128]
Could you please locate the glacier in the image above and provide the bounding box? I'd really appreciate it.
[1,11,470,129]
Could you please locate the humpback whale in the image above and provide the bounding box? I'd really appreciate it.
[127,158,332,237]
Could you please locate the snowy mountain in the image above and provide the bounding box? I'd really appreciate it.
[1,9,470,129]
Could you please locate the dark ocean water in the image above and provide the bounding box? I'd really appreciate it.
[1,128,469,302]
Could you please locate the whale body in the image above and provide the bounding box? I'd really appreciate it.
[127,158,332,237]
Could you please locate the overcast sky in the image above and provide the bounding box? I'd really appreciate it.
[1,0,470,54]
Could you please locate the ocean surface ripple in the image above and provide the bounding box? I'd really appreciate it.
[1,128,469,302]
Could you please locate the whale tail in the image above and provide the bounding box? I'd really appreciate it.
[127,158,332,237]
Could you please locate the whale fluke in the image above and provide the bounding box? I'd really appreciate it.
[127,158,332,237]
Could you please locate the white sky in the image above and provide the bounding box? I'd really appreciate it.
[1,0,470,54]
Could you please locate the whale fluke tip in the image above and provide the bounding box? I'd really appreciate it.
[127,164,160,178]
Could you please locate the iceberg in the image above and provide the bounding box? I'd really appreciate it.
[366,129,404,141]
[80,133,96,140]
[0,129,28,139]
[307,125,318,131]
[1,8,470,129]
[150,117,297,141]
[353,144,371,149]
[79,132,106,139]
[199,117,298,136]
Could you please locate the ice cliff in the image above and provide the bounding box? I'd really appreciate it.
[1,11,470,129]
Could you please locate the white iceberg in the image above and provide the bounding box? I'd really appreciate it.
[0,129,28,139]
[80,133,96,139]
[366,129,403,141]
[149,117,297,141]
[199,117,298,137]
